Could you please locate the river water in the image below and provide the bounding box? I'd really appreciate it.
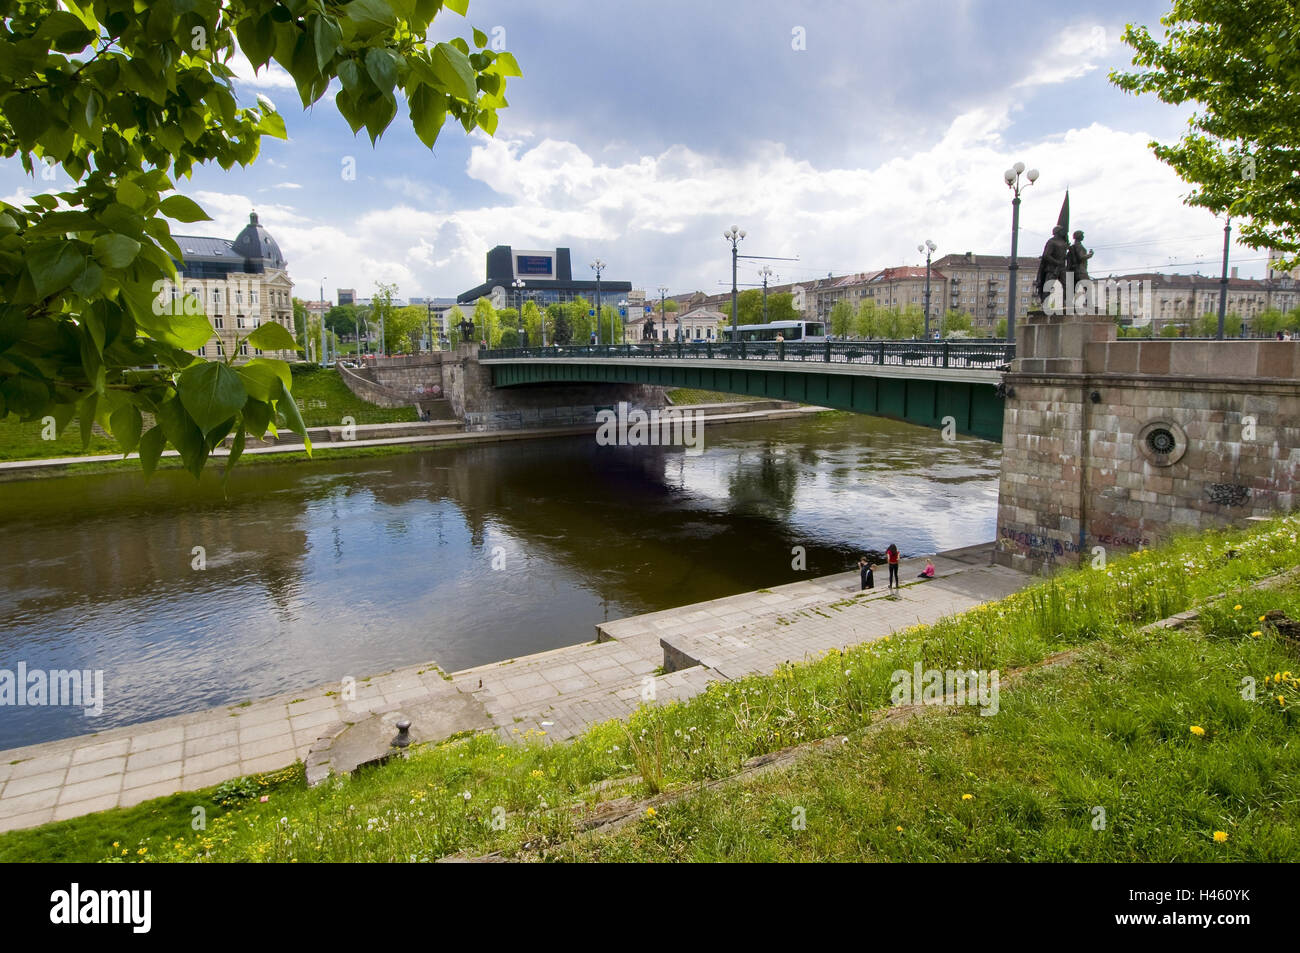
[0,413,1000,749]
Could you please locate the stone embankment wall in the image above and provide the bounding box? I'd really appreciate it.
[444,347,666,432]
[335,347,666,431]
[995,313,1300,572]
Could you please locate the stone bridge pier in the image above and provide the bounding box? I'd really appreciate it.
[994,311,1300,572]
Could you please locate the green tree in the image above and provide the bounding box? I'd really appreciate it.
[663,299,680,313]
[853,300,879,339]
[324,304,357,337]
[371,282,398,353]
[1111,0,1300,266]
[1192,310,1243,336]
[292,297,308,349]
[472,297,495,345]
[719,288,799,326]
[386,305,429,353]
[0,0,519,477]
[551,306,573,345]
[1255,308,1286,336]
[995,317,1008,339]
[941,309,973,337]
[829,300,854,338]
[521,299,543,344]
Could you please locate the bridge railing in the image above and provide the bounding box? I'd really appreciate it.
[481,339,1015,369]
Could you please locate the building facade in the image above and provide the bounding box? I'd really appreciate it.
[170,212,296,362]
[459,246,632,309]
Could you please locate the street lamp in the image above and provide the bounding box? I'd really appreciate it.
[758,265,774,324]
[618,299,629,345]
[590,258,606,344]
[1217,216,1231,340]
[917,241,936,338]
[319,277,327,364]
[658,285,668,342]
[724,225,746,342]
[1003,162,1039,343]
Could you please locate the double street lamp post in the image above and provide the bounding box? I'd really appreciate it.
[1003,162,1039,344]
[724,227,797,344]
[590,258,606,344]
[917,242,936,338]
[658,285,668,342]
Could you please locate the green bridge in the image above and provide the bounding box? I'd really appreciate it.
[479,340,1013,442]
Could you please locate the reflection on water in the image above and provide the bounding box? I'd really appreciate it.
[0,413,1000,747]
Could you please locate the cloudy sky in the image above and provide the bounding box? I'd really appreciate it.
[2,0,1269,301]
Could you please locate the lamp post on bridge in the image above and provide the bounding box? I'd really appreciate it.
[1217,216,1231,340]
[917,241,936,338]
[725,226,798,343]
[758,265,774,324]
[658,286,668,342]
[590,258,606,344]
[1003,162,1039,344]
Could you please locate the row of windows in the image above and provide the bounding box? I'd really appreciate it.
[195,343,268,357]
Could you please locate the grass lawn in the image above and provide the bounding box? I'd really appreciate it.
[2,519,1298,862]
[666,388,765,406]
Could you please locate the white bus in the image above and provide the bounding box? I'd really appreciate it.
[720,320,828,343]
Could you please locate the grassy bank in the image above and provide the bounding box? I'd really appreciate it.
[0,367,415,464]
[666,388,765,406]
[2,517,1298,862]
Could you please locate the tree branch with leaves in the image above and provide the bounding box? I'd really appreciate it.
[0,0,520,478]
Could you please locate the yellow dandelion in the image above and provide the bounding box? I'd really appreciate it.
[1213,831,1229,843]
[1251,631,1263,638]
[1259,615,1267,622]
[530,769,544,779]
[645,807,657,818]
[1189,725,1205,737]
[896,825,904,832]
[1233,605,1242,611]
[1278,696,1286,707]
[961,793,974,801]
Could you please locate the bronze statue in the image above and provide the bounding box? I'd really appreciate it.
[1067,229,1093,282]
[1036,225,1069,301]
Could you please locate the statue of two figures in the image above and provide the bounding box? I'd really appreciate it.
[1034,191,1095,313]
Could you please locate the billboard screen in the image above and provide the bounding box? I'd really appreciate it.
[516,255,554,277]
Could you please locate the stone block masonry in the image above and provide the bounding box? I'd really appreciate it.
[996,313,1300,572]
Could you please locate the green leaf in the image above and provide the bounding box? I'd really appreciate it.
[472,27,488,48]
[28,242,87,299]
[225,426,247,480]
[275,388,313,454]
[115,179,148,210]
[494,52,523,78]
[365,47,399,101]
[236,360,287,402]
[410,85,447,148]
[155,394,209,477]
[92,234,142,269]
[5,93,51,145]
[79,393,98,449]
[157,194,211,223]
[138,425,166,479]
[430,42,477,101]
[236,13,276,67]
[312,15,342,72]
[247,321,298,352]
[110,403,143,453]
[177,361,248,436]
[135,307,215,351]
[444,0,469,14]
[344,0,398,39]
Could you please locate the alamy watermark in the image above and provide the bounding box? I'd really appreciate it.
[0,663,103,716]
[595,402,705,455]
[890,662,999,716]
[1042,273,1154,323]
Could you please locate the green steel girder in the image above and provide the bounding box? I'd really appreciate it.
[486,361,1005,442]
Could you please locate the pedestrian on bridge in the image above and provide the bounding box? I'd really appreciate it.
[886,544,900,589]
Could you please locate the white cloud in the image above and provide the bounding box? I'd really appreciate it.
[1015,23,1115,88]
[228,52,297,90]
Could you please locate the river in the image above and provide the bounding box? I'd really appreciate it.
[0,412,1000,748]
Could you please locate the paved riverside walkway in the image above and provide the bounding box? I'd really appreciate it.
[0,543,1025,833]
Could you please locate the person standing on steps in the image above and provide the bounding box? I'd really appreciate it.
[859,556,874,590]
[886,544,900,590]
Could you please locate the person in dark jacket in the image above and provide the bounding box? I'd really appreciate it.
[859,557,874,590]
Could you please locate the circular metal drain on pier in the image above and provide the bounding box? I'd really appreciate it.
[1136,420,1187,467]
